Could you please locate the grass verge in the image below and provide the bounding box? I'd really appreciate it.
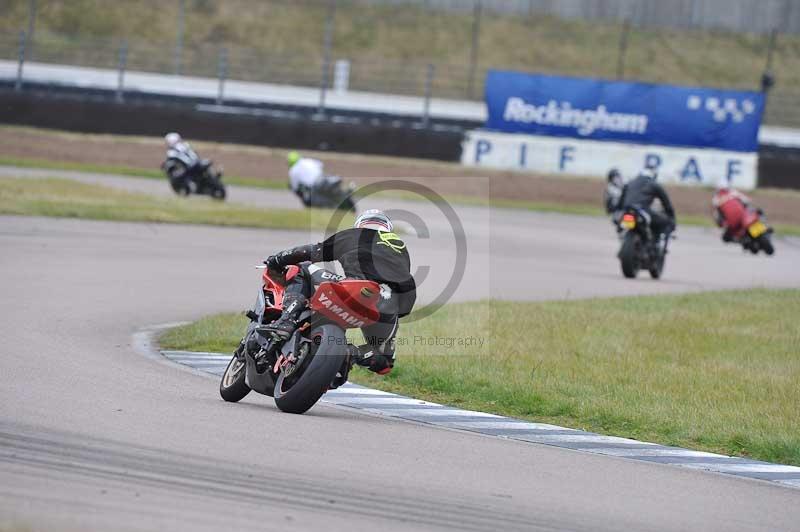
[4,157,800,236]
[0,177,351,231]
[0,156,286,190]
[160,289,800,466]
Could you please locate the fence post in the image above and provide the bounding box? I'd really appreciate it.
[26,0,36,59]
[318,0,336,116]
[616,19,631,79]
[217,48,228,105]
[467,0,482,99]
[764,28,778,73]
[116,41,128,102]
[422,63,435,127]
[15,31,25,92]
[174,0,185,75]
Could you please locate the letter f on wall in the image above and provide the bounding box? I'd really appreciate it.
[559,146,575,171]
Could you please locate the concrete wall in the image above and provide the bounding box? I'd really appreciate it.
[462,130,759,189]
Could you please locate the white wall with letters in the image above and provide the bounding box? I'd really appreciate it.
[461,130,758,190]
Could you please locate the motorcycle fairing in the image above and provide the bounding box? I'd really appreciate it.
[309,280,380,329]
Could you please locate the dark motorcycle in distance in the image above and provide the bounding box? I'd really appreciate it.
[617,207,672,279]
[162,157,227,200]
[733,208,775,256]
[296,176,356,211]
[219,264,381,414]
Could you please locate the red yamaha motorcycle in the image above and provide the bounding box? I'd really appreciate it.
[219,265,381,414]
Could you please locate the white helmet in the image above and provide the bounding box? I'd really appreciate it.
[164,132,182,148]
[354,209,392,232]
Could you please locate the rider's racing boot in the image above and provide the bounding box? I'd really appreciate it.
[259,293,307,340]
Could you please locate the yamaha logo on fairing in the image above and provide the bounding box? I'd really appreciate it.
[318,293,365,328]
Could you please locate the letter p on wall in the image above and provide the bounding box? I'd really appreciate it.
[475,139,492,163]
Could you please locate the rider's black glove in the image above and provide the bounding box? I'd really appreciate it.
[264,255,283,271]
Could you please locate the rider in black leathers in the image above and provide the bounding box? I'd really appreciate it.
[620,169,677,238]
[261,210,416,376]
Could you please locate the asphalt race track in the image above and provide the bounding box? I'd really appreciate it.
[1,169,799,531]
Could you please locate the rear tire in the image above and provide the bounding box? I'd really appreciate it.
[759,234,775,256]
[211,185,226,200]
[619,232,639,279]
[273,325,346,414]
[220,348,251,402]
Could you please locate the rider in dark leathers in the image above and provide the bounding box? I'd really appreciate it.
[261,210,416,376]
[620,169,677,238]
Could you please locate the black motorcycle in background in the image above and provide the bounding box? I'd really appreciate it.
[162,156,227,200]
[296,176,356,211]
[617,207,673,279]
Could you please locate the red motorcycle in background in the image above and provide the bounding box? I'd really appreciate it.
[219,264,381,414]
[712,188,775,256]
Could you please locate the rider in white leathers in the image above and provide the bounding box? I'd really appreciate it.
[287,151,349,207]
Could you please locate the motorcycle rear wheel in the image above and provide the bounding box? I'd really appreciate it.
[169,177,191,196]
[759,234,775,256]
[273,324,346,414]
[219,347,251,402]
[619,232,640,279]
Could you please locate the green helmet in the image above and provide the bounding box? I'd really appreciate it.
[287,151,300,167]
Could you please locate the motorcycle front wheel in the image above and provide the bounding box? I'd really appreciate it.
[273,324,346,414]
[219,346,251,402]
[649,242,665,279]
[211,185,227,201]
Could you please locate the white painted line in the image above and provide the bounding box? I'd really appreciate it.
[162,351,230,358]
[438,421,581,431]
[325,387,400,396]
[382,409,502,418]
[514,434,659,445]
[680,463,800,474]
[329,396,442,406]
[167,358,229,364]
[589,448,728,458]
[166,355,229,360]
[151,343,800,491]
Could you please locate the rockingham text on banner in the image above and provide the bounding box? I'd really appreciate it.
[484,70,765,153]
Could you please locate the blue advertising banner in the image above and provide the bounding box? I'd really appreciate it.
[484,70,764,153]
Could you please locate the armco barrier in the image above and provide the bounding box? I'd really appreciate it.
[0,86,464,162]
[758,145,800,189]
[2,85,799,189]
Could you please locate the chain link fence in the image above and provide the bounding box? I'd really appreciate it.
[2,0,799,126]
